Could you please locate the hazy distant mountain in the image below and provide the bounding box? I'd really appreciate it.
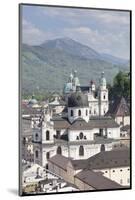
[41,37,101,60]
[21,38,129,94]
[100,53,128,65]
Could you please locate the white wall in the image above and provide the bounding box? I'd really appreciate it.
[69,144,101,159]
[116,116,130,126]
[94,167,130,186]
[68,107,89,123]
[107,127,120,139]
[68,130,94,141]
[42,127,55,144]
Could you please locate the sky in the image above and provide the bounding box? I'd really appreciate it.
[21,5,130,60]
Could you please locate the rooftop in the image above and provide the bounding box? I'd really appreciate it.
[71,149,130,170]
[52,116,119,130]
[75,170,123,190]
[106,97,130,117]
[48,154,71,171]
[48,149,130,172]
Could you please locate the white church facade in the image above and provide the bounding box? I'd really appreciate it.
[32,71,121,168]
[63,70,109,116]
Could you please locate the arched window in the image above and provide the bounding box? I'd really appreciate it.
[56,130,61,139]
[57,146,62,155]
[46,152,50,160]
[103,94,106,99]
[79,146,84,156]
[79,132,83,139]
[71,110,73,117]
[101,144,105,152]
[78,110,81,116]
[86,109,88,116]
[35,133,38,140]
[46,164,48,170]
[46,130,50,140]
[35,150,38,158]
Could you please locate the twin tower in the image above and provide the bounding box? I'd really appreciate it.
[64,70,109,123]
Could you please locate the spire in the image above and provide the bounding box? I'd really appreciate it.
[100,71,106,89]
[73,70,80,87]
[69,71,73,82]
[74,70,77,77]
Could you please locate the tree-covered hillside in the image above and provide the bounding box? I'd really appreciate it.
[21,38,129,95]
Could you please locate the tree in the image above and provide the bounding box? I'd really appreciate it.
[109,71,130,101]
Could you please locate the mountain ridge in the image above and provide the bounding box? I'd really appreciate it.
[21,38,129,94]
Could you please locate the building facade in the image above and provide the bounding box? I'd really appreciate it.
[64,71,109,116]
[32,72,121,168]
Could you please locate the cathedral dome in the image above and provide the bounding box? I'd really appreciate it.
[68,92,88,107]
[28,95,38,107]
[63,82,73,94]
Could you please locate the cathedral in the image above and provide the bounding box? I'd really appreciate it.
[32,71,121,168]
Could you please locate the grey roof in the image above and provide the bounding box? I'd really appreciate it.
[68,137,118,145]
[71,159,88,170]
[53,117,119,130]
[22,105,42,116]
[71,149,130,170]
[48,154,71,171]
[48,149,130,175]
[106,97,130,117]
[80,86,90,92]
[69,117,119,130]
[68,92,88,107]
[53,117,70,129]
[53,135,117,146]
[75,170,123,190]
[120,125,130,132]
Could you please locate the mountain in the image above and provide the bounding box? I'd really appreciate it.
[21,38,129,95]
[100,53,128,65]
[40,37,101,60]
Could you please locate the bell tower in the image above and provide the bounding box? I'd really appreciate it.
[98,72,109,116]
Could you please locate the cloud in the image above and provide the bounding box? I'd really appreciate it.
[88,10,130,26]
[22,6,130,59]
[22,19,54,45]
[40,7,130,29]
[63,26,129,59]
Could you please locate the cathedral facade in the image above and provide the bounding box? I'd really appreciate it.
[63,70,109,116]
[32,72,120,168]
